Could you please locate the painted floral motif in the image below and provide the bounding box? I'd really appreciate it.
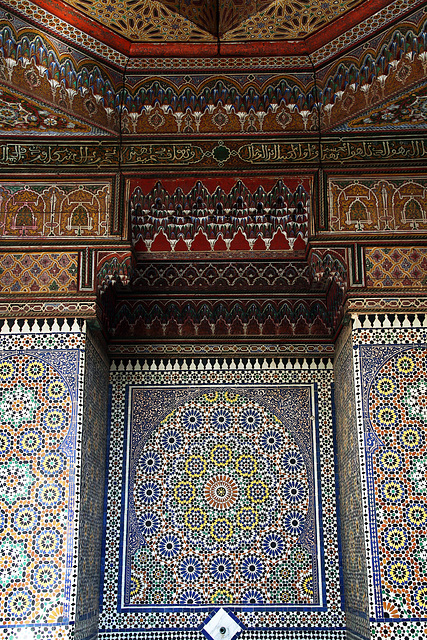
[345,84,427,131]
[0,86,91,134]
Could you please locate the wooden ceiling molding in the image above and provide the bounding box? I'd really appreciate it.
[4,0,422,57]
[0,6,426,137]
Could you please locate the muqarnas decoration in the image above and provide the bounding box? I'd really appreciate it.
[129,177,309,253]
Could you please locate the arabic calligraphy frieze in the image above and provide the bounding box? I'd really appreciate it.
[1,138,427,168]
[237,140,427,165]
[0,144,118,167]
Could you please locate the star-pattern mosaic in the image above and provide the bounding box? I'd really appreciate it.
[126,388,319,608]
[353,315,427,637]
[0,325,85,637]
[100,360,345,639]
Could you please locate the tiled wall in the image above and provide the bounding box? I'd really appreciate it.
[353,314,427,638]
[334,326,370,640]
[75,333,110,640]
[99,358,345,640]
[0,319,85,640]
[7,313,427,640]
[0,319,109,640]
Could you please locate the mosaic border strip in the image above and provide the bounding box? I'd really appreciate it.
[110,358,334,373]
[346,297,427,314]
[0,302,98,319]
[107,344,335,357]
[0,317,85,337]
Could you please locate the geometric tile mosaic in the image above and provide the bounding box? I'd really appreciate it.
[100,359,346,639]
[353,314,427,637]
[0,319,85,640]
[124,386,322,608]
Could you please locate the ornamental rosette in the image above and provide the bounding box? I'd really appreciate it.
[0,534,30,588]
[0,384,39,428]
[402,380,427,423]
[165,433,278,552]
[0,456,34,505]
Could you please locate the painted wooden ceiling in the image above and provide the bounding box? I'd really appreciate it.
[27,0,390,47]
